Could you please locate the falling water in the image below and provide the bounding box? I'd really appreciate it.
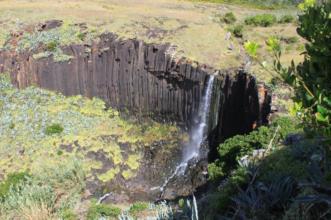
[153,74,215,192]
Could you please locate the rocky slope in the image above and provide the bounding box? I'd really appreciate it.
[0,21,271,201]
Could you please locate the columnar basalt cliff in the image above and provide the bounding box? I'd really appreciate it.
[0,25,270,200]
[0,32,270,140]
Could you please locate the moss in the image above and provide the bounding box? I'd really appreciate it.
[126,154,141,170]
[97,167,120,182]
[122,169,135,180]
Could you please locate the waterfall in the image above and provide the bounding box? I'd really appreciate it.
[153,74,215,193]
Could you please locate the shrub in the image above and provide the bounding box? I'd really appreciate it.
[87,203,121,220]
[0,172,30,200]
[0,179,57,217]
[46,41,58,51]
[268,0,331,135]
[278,14,295,23]
[45,123,64,135]
[129,202,149,216]
[221,12,237,24]
[228,24,244,38]
[209,117,300,180]
[245,14,277,27]
[61,209,78,220]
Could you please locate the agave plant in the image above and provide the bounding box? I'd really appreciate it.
[294,151,331,220]
[228,175,297,219]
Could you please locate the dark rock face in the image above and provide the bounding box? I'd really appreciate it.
[0,32,269,134]
[0,28,271,201]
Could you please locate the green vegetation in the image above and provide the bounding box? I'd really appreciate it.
[209,116,301,180]
[245,14,277,27]
[221,12,237,24]
[45,123,64,135]
[278,14,295,23]
[87,203,121,220]
[204,1,331,219]
[228,24,244,38]
[129,202,149,216]
[0,160,85,219]
[14,21,99,62]
[0,172,30,200]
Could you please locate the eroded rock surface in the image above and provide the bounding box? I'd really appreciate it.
[0,21,271,202]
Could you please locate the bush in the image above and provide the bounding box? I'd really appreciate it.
[221,12,237,24]
[0,172,30,200]
[87,203,121,220]
[61,209,78,220]
[278,14,295,23]
[45,123,64,135]
[208,117,300,180]
[228,24,244,38]
[245,14,277,27]
[129,202,149,216]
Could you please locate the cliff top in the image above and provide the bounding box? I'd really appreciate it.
[0,0,302,82]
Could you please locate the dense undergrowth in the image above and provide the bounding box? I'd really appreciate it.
[203,0,331,219]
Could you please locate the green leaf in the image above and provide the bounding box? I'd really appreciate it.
[317,105,329,115]
[244,41,259,58]
[315,112,329,123]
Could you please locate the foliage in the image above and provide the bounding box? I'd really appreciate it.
[0,159,85,219]
[45,123,64,135]
[15,21,98,62]
[244,0,331,136]
[221,12,237,24]
[228,24,244,38]
[87,203,121,220]
[278,14,295,23]
[244,41,260,58]
[245,14,277,27]
[208,117,301,180]
[228,174,297,219]
[61,209,78,220]
[128,202,149,216]
[0,172,30,200]
[203,167,250,218]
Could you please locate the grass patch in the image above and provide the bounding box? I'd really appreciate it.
[278,14,295,23]
[45,123,64,135]
[0,172,30,200]
[228,24,244,38]
[87,203,121,220]
[245,14,277,27]
[129,202,149,216]
[221,12,237,24]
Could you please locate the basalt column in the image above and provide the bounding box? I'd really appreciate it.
[0,32,270,144]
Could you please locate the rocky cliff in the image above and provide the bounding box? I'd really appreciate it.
[0,31,270,142]
[0,26,270,200]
